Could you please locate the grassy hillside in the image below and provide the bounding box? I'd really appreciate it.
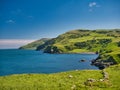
[37,29,120,53]
[36,29,120,67]
[19,38,51,50]
[0,64,120,90]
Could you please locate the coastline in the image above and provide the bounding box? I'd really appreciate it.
[45,51,118,70]
[91,54,119,69]
[43,51,97,54]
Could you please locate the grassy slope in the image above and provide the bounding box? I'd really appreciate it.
[0,64,120,90]
[19,38,51,50]
[37,29,120,63]
[55,30,120,53]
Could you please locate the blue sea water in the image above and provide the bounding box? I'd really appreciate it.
[0,49,98,76]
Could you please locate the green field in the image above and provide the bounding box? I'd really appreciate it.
[0,64,120,90]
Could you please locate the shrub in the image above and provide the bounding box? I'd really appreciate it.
[97,39,112,44]
[74,42,88,48]
[64,46,73,50]
[44,46,62,53]
[117,41,120,47]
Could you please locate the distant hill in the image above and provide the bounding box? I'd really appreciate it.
[19,38,51,50]
[36,29,120,68]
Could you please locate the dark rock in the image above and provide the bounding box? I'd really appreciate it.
[95,51,99,54]
[99,65,106,69]
[84,78,96,86]
[87,78,96,82]
[91,54,117,69]
[79,59,86,62]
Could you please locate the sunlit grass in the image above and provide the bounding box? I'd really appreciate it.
[69,49,89,53]
[0,64,120,90]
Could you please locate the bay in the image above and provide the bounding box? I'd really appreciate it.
[0,49,98,76]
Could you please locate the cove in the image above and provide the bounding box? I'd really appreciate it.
[0,49,98,76]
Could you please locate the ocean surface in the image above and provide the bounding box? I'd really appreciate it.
[0,49,98,76]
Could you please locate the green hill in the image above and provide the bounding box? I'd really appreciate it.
[36,29,120,68]
[19,38,51,50]
[37,29,120,53]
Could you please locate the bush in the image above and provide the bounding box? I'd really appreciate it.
[64,46,74,50]
[74,42,88,48]
[44,46,62,53]
[97,39,112,44]
[117,41,120,47]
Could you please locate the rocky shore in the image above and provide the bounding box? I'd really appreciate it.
[91,54,117,69]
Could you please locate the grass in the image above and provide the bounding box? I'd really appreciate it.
[105,64,120,89]
[19,38,50,50]
[0,64,120,90]
[69,49,89,53]
[0,70,102,90]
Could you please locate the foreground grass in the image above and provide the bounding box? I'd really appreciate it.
[0,64,120,90]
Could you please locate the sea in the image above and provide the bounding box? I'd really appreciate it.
[0,49,98,76]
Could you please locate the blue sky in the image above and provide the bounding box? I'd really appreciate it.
[0,0,120,48]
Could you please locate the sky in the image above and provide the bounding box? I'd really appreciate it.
[0,0,120,48]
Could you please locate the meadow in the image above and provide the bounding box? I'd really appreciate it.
[0,64,120,90]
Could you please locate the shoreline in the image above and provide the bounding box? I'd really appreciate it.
[91,54,118,69]
[44,51,97,54]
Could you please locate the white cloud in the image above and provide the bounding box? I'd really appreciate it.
[88,2,100,12]
[6,19,15,23]
[89,2,97,7]
[0,39,35,49]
